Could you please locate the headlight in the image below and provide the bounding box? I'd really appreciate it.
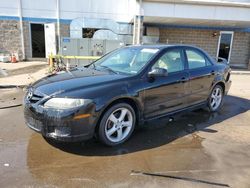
[44,98,91,109]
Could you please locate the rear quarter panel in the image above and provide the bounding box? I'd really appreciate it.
[211,63,231,92]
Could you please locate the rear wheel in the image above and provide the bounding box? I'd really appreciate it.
[98,103,136,146]
[208,85,224,112]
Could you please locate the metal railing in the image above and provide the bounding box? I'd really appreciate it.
[48,54,101,72]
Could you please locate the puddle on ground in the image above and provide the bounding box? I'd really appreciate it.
[24,108,214,187]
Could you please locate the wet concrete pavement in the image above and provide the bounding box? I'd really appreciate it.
[0,61,47,86]
[0,75,250,188]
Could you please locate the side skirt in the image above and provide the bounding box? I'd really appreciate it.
[139,101,207,126]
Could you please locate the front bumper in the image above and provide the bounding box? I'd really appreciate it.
[24,99,98,142]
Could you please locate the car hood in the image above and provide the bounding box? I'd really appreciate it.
[32,68,128,96]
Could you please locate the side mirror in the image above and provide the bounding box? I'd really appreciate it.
[217,57,228,64]
[148,67,168,77]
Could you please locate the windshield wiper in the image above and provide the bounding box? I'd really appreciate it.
[98,65,118,74]
[86,63,96,69]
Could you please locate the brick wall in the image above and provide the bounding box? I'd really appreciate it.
[159,28,219,57]
[0,20,23,59]
[248,36,250,69]
[0,20,70,60]
[230,32,250,67]
[159,28,250,68]
[60,23,70,37]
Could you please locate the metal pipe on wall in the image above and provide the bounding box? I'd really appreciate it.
[136,16,141,44]
[18,0,25,60]
[136,0,142,44]
[132,16,136,44]
[56,0,61,53]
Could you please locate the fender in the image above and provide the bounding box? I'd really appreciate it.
[93,80,144,125]
[210,72,225,92]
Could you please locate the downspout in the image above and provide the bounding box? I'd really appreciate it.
[56,0,60,53]
[136,0,142,44]
[136,15,141,44]
[18,0,25,60]
[132,16,136,44]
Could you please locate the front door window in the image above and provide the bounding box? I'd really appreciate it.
[152,49,184,73]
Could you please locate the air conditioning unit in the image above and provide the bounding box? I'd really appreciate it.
[0,56,10,63]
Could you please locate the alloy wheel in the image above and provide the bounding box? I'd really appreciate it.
[210,87,223,111]
[105,107,133,143]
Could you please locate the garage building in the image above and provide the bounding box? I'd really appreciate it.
[0,0,250,69]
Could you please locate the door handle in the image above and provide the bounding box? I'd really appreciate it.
[179,77,188,83]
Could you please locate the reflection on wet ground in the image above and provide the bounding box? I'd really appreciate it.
[41,95,249,157]
[1,87,250,187]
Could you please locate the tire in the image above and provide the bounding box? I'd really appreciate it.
[207,85,224,112]
[98,103,136,146]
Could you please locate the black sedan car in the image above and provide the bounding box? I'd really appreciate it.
[24,45,231,146]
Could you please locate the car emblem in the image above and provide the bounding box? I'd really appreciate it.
[27,90,33,100]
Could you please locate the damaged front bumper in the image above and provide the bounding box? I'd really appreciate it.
[23,97,98,142]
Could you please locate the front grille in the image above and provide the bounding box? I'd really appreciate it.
[26,87,45,104]
[24,108,43,132]
[29,93,43,103]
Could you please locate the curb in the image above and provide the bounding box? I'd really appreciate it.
[0,85,27,89]
[0,104,22,109]
[231,71,250,75]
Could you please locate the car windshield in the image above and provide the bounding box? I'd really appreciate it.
[91,47,159,74]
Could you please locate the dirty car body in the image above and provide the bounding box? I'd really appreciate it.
[23,45,231,144]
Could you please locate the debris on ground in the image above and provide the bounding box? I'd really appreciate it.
[3,163,10,167]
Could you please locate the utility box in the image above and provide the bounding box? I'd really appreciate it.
[60,37,124,67]
[78,38,91,66]
[61,38,78,56]
[78,38,90,56]
[105,40,123,53]
[90,39,105,56]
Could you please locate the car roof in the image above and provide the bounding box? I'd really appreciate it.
[124,44,213,63]
[126,44,201,50]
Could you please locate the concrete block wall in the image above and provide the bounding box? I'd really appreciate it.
[60,23,70,37]
[248,42,250,69]
[0,20,23,59]
[159,28,219,57]
[230,32,250,68]
[159,28,250,68]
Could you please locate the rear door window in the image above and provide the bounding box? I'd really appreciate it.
[186,49,207,69]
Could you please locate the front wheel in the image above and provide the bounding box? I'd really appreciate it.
[207,85,224,112]
[98,103,136,146]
